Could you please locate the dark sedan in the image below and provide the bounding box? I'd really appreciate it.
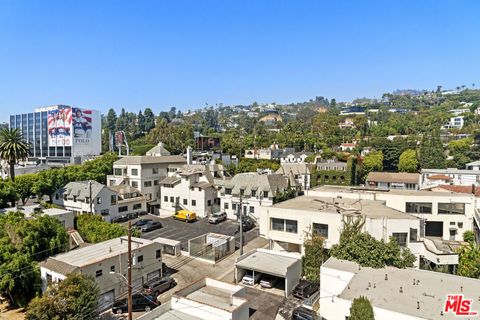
[140,221,163,232]
[132,219,153,228]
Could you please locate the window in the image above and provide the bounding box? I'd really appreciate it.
[271,218,284,231]
[251,190,256,197]
[224,203,229,210]
[458,222,464,228]
[133,203,142,210]
[114,168,123,176]
[46,273,52,284]
[285,220,298,233]
[392,233,408,247]
[240,189,244,196]
[192,200,196,206]
[207,200,212,206]
[313,223,329,238]
[111,195,117,205]
[152,168,158,174]
[137,255,143,263]
[131,181,138,188]
[409,228,418,241]
[73,196,77,202]
[232,203,237,210]
[55,194,59,200]
[144,181,152,187]
[154,180,159,185]
[110,265,115,272]
[405,202,432,214]
[263,191,269,198]
[85,197,90,204]
[96,270,103,277]
[249,206,254,213]
[156,249,161,259]
[164,196,168,202]
[225,188,232,195]
[170,196,174,203]
[119,206,128,213]
[63,194,67,201]
[450,222,456,225]
[97,197,102,204]
[438,203,465,215]
[131,168,138,176]
[100,209,109,216]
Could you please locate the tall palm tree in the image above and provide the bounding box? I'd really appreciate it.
[0,128,29,181]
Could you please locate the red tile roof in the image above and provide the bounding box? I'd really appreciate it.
[427,174,453,180]
[437,184,480,196]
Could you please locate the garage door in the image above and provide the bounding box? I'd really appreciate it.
[425,221,443,237]
[132,277,144,293]
[98,290,115,312]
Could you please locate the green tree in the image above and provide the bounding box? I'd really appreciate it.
[463,230,476,244]
[15,173,38,205]
[456,242,480,279]
[418,131,446,169]
[398,149,418,173]
[32,169,62,202]
[0,128,30,182]
[302,232,326,282]
[0,179,18,208]
[349,296,375,320]
[26,274,100,320]
[362,151,383,180]
[144,107,156,132]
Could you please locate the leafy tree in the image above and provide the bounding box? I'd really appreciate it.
[331,216,416,268]
[32,169,63,202]
[0,128,30,182]
[398,149,418,173]
[418,131,446,169]
[144,107,155,132]
[106,108,117,133]
[349,296,375,320]
[456,242,480,279]
[26,273,100,320]
[447,137,473,169]
[302,232,327,282]
[0,179,18,208]
[362,151,383,180]
[76,215,129,243]
[15,173,38,204]
[236,158,280,173]
[137,110,146,134]
[463,230,476,244]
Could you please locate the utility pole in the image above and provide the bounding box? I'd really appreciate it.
[127,221,133,320]
[239,194,244,255]
[89,180,93,214]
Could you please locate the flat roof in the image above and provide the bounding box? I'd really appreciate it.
[114,155,186,165]
[312,185,473,198]
[272,195,418,220]
[47,237,155,267]
[236,249,301,277]
[145,309,202,320]
[42,208,73,216]
[323,258,480,320]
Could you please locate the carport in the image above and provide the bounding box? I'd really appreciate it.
[234,248,302,297]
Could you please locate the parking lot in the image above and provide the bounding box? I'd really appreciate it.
[125,214,257,250]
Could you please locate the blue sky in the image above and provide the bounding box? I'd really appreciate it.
[0,0,479,120]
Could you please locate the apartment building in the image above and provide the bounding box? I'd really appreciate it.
[40,237,163,311]
[107,155,186,214]
[259,194,458,268]
[320,257,480,320]
[366,172,420,190]
[160,164,224,217]
[276,163,314,190]
[218,173,291,220]
[53,181,147,222]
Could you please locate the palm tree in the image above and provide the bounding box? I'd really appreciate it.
[0,128,29,181]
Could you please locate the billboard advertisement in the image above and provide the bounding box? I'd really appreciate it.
[47,106,72,146]
[72,107,93,144]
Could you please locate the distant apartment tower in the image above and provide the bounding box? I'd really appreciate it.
[10,105,101,163]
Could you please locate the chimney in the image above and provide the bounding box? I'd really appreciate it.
[187,146,193,165]
[472,184,475,195]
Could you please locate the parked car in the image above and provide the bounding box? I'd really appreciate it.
[112,294,159,314]
[144,277,177,296]
[238,218,255,232]
[111,214,129,223]
[242,270,262,286]
[208,212,227,224]
[132,219,153,228]
[292,280,319,300]
[127,212,139,220]
[292,307,319,320]
[138,210,148,216]
[141,221,163,232]
[260,274,279,288]
[173,210,197,223]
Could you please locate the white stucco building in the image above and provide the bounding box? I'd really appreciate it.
[276,163,314,190]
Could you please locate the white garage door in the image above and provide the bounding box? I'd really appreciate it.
[132,277,144,293]
[98,289,115,312]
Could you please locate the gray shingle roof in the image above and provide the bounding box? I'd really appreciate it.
[221,173,289,197]
[114,155,186,165]
[40,258,79,275]
[277,163,315,175]
[57,181,106,200]
[366,172,420,184]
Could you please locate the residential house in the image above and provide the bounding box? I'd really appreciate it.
[315,160,351,186]
[40,237,163,311]
[442,116,464,129]
[338,142,356,152]
[320,257,480,320]
[107,154,186,214]
[145,142,171,157]
[279,151,314,164]
[420,167,480,188]
[53,181,147,222]
[466,160,480,171]
[366,172,420,190]
[218,173,292,220]
[316,159,348,171]
[338,118,355,129]
[276,163,315,190]
[159,164,224,218]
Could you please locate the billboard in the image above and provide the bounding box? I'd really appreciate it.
[72,108,93,144]
[195,136,221,151]
[47,106,72,146]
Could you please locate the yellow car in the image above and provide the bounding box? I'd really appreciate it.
[173,210,197,223]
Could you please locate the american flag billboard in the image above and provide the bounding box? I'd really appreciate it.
[47,106,72,146]
[72,108,93,144]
